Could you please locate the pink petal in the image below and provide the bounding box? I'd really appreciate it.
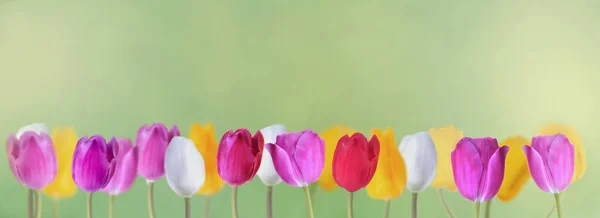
[472,137,499,164]
[5,134,21,184]
[547,134,574,192]
[479,146,509,201]
[452,138,483,201]
[275,131,304,154]
[266,143,305,187]
[294,130,325,185]
[15,132,57,190]
[217,130,256,185]
[102,146,139,195]
[523,145,554,193]
[136,123,169,181]
[168,125,181,142]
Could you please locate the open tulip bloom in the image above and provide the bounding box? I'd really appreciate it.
[258,124,287,218]
[399,131,437,218]
[101,138,139,218]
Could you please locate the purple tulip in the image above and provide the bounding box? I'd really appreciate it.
[72,135,117,192]
[136,123,180,181]
[102,138,139,195]
[523,134,574,193]
[6,131,57,190]
[451,137,509,202]
[265,130,325,187]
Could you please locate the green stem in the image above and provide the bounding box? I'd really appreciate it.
[52,198,59,218]
[36,191,42,218]
[266,186,273,218]
[87,192,93,218]
[484,200,491,218]
[204,196,211,218]
[185,197,191,218]
[303,186,315,218]
[347,192,354,218]
[148,182,156,218]
[232,186,239,218]
[383,200,391,218]
[554,193,563,218]
[474,202,481,218]
[411,193,418,218]
[437,189,455,218]
[27,189,34,218]
[547,193,565,218]
[109,195,115,218]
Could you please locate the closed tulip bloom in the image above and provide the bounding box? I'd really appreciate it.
[165,137,206,197]
[6,123,57,190]
[523,134,574,193]
[366,127,407,200]
[136,123,180,181]
[265,130,325,187]
[102,138,139,195]
[72,135,117,192]
[539,123,585,182]
[398,132,437,193]
[332,133,380,192]
[451,137,509,202]
[217,129,264,186]
[428,125,463,191]
[257,124,287,186]
[43,127,78,198]
[318,126,357,191]
[189,122,224,195]
[497,136,531,202]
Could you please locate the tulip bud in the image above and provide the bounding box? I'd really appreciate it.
[189,122,224,196]
[366,127,407,200]
[332,133,380,192]
[452,137,509,202]
[217,129,264,186]
[43,127,79,198]
[523,134,574,193]
[398,132,437,193]
[497,136,531,202]
[539,123,585,182]
[265,130,325,187]
[165,137,206,197]
[6,123,57,190]
[102,138,139,195]
[317,126,357,191]
[257,124,287,186]
[428,125,463,191]
[136,123,180,181]
[72,136,118,192]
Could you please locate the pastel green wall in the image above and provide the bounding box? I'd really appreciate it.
[1,1,598,217]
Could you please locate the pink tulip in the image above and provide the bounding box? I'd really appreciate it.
[136,123,180,181]
[523,134,574,193]
[6,130,57,190]
[102,138,139,195]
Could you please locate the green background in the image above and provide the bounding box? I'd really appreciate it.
[1,0,598,217]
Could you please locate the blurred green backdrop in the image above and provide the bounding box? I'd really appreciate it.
[1,0,599,217]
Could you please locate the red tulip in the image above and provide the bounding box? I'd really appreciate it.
[216,129,264,186]
[332,133,380,192]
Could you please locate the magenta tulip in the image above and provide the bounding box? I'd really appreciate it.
[102,138,139,195]
[265,130,325,187]
[72,135,117,192]
[6,129,57,190]
[523,134,574,193]
[217,129,264,186]
[136,123,180,181]
[451,137,509,202]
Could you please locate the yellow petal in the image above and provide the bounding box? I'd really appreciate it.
[42,127,78,198]
[497,136,531,202]
[317,125,357,192]
[539,122,586,182]
[366,127,407,200]
[190,122,224,195]
[428,125,463,191]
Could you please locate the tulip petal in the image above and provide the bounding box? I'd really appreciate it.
[539,123,585,182]
[399,132,437,193]
[102,139,138,195]
[452,138,483,201]
[6,134,21,184]
[547,135,574,192]
[15,132,57,190]
[137,124,169,181]
[333,134,372,192]
[429,125,463,191]
[168,125,181,142]
[190,122,224,195]
[366,127,407,200]
[16,123,49,139]
[479,146,509,201]
[73,136,113,192]
[523,145,554,193]
[216,130,258,186]
[317,126,357,191]
[295,130,325,185]
[165,137,205,197]
[266,143,305,187]
[497,136,531,202]
[257,124,287,186]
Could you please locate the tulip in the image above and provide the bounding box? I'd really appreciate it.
[428,125,463,218]
[101,138,138,218]
[366,127,407,218]
[165,136,206,218]
[217,128,264,218]
[497,136,531,202]
[451,137,509,218]
[266,130,324,218]
[318,125,357,191]
[136,123,180,218]
[523,134,574,218]
[257,124,287,218]
[72,135,118,218]
[333,133,379,218]
[6,123,57,218]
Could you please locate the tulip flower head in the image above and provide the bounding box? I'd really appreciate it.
[217,129,264,186]
[497,136,531,202]
[398,131,437,193]
[6,123,57,190]
[102,138,139,195]
[189,122,224,195]
[366,127,407,200]
[165,136,206,197]
[332,133,380,192]
[136,123,180,182]
[72,135,118,192]
[265,130,325,187]
[523,134,574,194]
[318,126,357,191]
[257,124,287,186]
[451,137,509,202]
[539,123,585,182]
[43,127,79,198]
[429,125,463,191]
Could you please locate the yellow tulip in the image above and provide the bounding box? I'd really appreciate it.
[42,127,77,198]
[497,136,531,202]
[539,122,586,182]
[317,125,357,191]
[189,122,224,195]
[366,127,407,200]
[428,125,463,191]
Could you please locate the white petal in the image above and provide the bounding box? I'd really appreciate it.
[165,136,205,197]
[16,123,49,139]
[399,131,437,193]
[256,124,287,186]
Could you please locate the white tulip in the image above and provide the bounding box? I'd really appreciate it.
[16,123,49,139]
[165,136,206,197]
[398,131,437,193]
[257,124,287,186]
